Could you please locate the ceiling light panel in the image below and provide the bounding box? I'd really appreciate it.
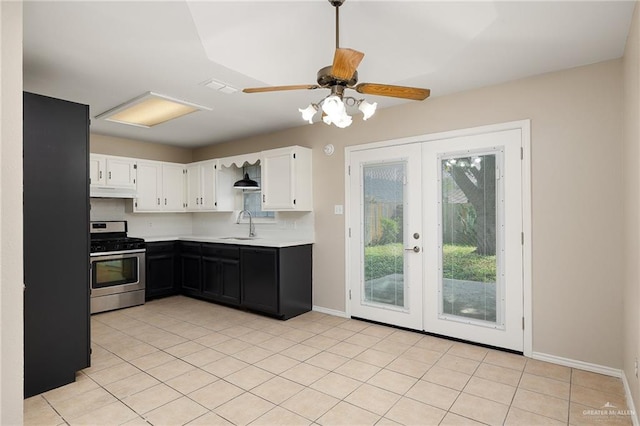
[96,92,211,128]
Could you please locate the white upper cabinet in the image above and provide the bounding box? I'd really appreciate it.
[89,155,106,186]
[90,154,137,197]
[187,160,236,212]
[134,160,186,213]
[105,157,136,188]
[134,161,162,211]
[261,146,312,211]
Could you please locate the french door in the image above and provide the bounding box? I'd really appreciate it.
[348,128,524,352]
[349,144,423,330]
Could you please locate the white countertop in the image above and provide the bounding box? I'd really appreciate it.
[138,235,314,248]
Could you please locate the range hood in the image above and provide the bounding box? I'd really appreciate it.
[90,186,138,198]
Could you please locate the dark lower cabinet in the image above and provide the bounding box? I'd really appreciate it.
[145,242,179,300]
[23,92,90,397]
[202,245,240,306]
[241,248,279,314]
[180,242,202,296]
[168,241,312,319]
[241,245,312,319]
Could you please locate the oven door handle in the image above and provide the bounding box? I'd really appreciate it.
[90,249,146,257]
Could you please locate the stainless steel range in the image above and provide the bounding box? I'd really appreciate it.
[90,221,145,314]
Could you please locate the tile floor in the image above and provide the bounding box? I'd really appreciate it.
[24,296,633,425]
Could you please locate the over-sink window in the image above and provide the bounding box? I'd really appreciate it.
[242,165,275,220]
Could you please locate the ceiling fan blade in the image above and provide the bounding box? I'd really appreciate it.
[354,83,430,101]
[331,48,365,81]
[243,84,320,94]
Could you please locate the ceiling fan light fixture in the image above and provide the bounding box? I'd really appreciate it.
[299,104,318,123]
[358,99,377,120]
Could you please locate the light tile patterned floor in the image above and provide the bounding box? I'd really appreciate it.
[24,296,633,425]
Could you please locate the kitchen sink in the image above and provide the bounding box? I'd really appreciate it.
[220,236,258,240]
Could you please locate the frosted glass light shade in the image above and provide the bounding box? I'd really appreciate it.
[358,100,377,120]
[96,92,211,128]
[299,104,318,123]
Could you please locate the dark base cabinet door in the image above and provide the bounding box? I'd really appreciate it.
[220,259,240,304]
[146,242,179,300]
[241,245,312,319]
[180,242,202,296]
[202,245,241,306]
[241,248,279,314]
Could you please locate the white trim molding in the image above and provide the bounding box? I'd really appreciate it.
[312,305,349,318]
[533,352,639,425]
[532,351,622,377]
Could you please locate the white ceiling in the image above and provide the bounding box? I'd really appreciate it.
[23,1,635,148]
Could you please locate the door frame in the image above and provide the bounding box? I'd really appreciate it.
[344,119,532,356]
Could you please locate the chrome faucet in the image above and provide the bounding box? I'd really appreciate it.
[236,209,255,237]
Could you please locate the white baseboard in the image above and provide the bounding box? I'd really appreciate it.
[312,305,349,318]
[622,373,640,426]
[531,352,622,377]
[533,352,639,425]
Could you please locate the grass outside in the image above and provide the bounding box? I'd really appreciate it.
[365,243,496,282]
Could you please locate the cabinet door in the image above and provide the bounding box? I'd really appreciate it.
[162,164,186,211]
[146,253,176,299]
[241,248,278,314]
[180,254,201,294]
[89,155,106,186]
[186,164,202,211]
[262,149,295,209]
[201,256,221,299]
[220,258,240,304]
[201,162,217,210]
[135,162,162,211]
[106,157,136,188]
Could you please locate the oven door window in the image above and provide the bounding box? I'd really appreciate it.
[93,257,139,288]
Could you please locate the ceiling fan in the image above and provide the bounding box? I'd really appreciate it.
[242,0,431,128]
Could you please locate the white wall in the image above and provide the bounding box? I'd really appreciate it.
[0,1,24,423]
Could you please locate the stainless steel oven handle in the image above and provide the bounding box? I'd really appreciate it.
[90,249,146,257]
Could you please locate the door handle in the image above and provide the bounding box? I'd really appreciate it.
[404,246,421,253]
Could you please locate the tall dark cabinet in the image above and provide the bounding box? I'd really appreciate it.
[23,92,91,397]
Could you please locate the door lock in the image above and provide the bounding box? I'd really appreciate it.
[404,246,421,253]
[413,233,420,239]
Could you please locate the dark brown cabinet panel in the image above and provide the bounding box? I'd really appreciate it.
[146,242,179,300]
[179,242,202,296]
[23,92,90,397]
[241,245,312,319]
[202,245,241,306]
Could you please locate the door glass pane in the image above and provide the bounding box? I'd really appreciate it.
[363,162,406,308]
[441,154,498,323]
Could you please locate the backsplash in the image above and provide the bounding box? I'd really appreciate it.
[90,198,314,241]
[90,198,192,237]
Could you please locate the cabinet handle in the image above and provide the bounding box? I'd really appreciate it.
[157,198,160,205]
[99,171,102,180]
[200,197,203,204]
[108,171,111,180]
[263,194,265,203]
[196,197,199,205]
[165,198,167,205]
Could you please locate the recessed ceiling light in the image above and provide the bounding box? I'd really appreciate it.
[95,92,211,128]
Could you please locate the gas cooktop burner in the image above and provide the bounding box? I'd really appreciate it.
[90,221,146,253]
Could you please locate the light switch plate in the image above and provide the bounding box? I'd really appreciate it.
[334,205,344,215]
